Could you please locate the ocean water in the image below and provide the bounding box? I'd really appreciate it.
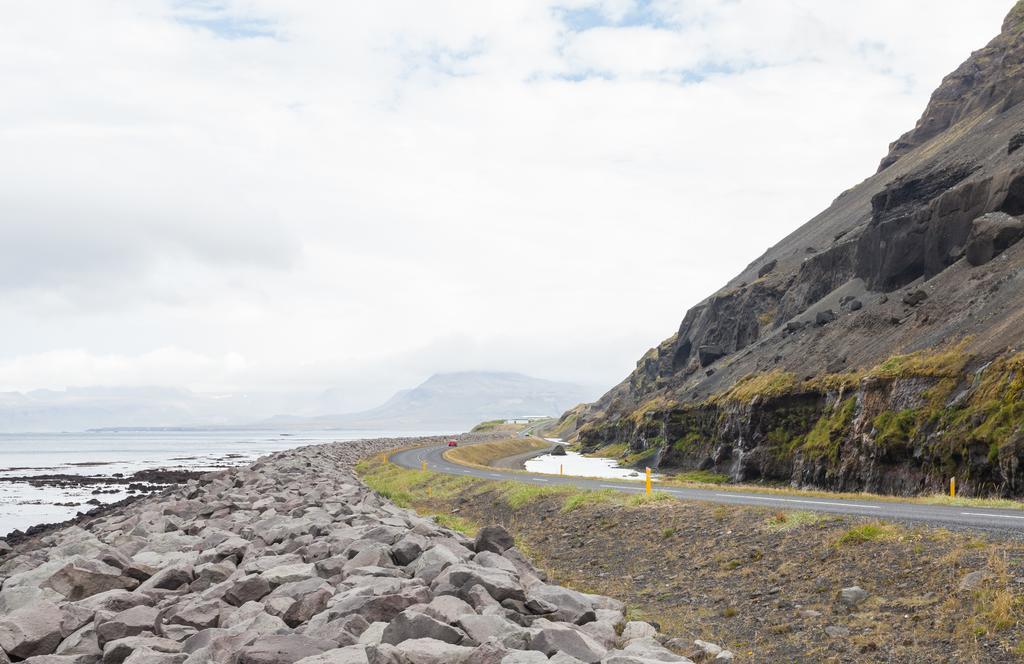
[0,429,438,537]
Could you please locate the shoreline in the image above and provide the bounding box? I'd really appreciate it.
[0,432,715,663]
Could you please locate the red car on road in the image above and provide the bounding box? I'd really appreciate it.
[447,440,458,447]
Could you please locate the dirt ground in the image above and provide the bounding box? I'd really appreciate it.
[413,481,1024,663]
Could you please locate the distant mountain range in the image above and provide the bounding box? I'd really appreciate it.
[260,372,598,431]
[0,372,598,433]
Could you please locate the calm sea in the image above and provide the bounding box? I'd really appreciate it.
[0,429,440,537]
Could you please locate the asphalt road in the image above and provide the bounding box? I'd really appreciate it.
[390,441,1024,535]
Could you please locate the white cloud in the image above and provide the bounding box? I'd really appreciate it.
[0,0,1014,400]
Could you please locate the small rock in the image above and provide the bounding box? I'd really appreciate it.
[815,309,837,326]
[959,569,994,592]
[902,290,928,306]
[838,586,868,608]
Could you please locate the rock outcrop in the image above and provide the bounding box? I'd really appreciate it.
[565,2,1024,498]
[0,438,720,663]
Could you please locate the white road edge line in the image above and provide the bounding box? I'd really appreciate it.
[714,494,882,510]
[961,512,1024,520]
[534,478,549,482]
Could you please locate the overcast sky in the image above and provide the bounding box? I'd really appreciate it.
[0,0,1014,409]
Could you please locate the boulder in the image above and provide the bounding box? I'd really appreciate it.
[135,565,193,593]
[410,547,460,584]
[421,595,475,625]
[283,587,333,628]
[432,565,525,603]
[697,345,727,367]
[473,526,514,555]
[0,600,64,659]
[263,563,319,587]
[330,588,432,624]
[292,646,369,664]
[101,637,182,664]
[166,599,222,630]
[603,637,694,663]
[42,560,138,601]
[902,290,928,307]
[959,569,994,592]
[392,637,473,664]
[965,212,1024,266]
[236,635,337,664]
[96,606,160,646]
[454,615,527,648]
[225,574,272,606]
[814,309,837,326]
[525,584,595,625]
[381,609,465,646]
[498,652,547,663]
[619,621,657,644]
[838,586,868,609]
[122,647,188,663]
[56,624,102,658]
[390,535,429,567]
[526,620,606,663]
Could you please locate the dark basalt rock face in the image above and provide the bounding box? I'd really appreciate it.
[567,3,1024,498]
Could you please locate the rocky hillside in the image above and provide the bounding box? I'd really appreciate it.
[569,2,1024,498]
[0,437,719,663]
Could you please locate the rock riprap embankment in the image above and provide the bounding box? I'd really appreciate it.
[0,438,731,664]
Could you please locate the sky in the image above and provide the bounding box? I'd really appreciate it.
[0,0,1015,411]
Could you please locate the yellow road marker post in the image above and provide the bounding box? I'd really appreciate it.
[645,467,652,495]
[950,477,956,497]
[421,460,427,472]
[560,464,564,476]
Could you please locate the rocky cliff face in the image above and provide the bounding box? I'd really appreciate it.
[570,2,1024,498]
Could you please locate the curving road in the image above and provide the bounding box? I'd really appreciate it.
[390,441,1024,535]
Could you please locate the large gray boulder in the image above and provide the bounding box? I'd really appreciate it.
[96,606,160,646]
[473,527,514,555]
[420,595,474,625]
[236,635,337,664]
[380,609,466,646]
[602,637,695,663]
[392,637,473,664]
[431,565,524,603]
[525,584,595,625]
[292,646,369,664]
[224,574,273,606]
[263,563,318,587]
[329,588,431,624]
[526,620,607,664]
[42,560,138,601]
[101,636,183,664]
[0,600,64,659]
[454,615,527,648]
[135,565,193,593]
[409,547,460,584]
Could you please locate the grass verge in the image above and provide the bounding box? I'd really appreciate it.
[444,437,552,468]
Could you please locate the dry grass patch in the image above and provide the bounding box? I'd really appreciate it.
[444,437,551,468]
